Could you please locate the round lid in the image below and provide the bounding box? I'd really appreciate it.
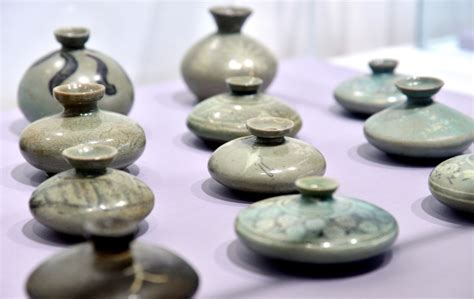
[62,144,117,173]
[235,176,398,263]
[395,76,444,98]
[226,76,262,95]
[54,27,90,49]
[246,117,294,139]
[369,59,398,74]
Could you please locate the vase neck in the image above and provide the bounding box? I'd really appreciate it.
[62,103,99,117]
[255,136,286,145]
[210,6,251,34]
[406,96,433,105]
[75,167,106,176]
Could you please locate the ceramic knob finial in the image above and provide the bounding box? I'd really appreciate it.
[210,6,252,33]
[62,144,117,174]
[226,76,263,95]
[53,83,105,107]
[295,176,339,198]
[246,117,294,139]
[54,27,90,49]
[368,59,398,74]
[395,76,444,99]
[84,218,138,253]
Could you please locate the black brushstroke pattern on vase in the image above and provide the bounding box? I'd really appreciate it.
[48,51,79,95]
[86,53,117,95]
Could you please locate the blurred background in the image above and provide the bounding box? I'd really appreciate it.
[1,0,473,111]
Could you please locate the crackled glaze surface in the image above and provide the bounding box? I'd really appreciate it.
[235,177,398,263]
[429,154,474,212]
[181,7,277,100]
[18,27,133,122]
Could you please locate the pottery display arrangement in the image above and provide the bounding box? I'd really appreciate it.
[181,6,277,100]
[334,59,407,115]
[18,27,134,122]
[208,117,326,193]
[26,218,199,298]
[187,76,302,143]
[235,176,399,263]
[19,83,146,174]
[364,77,474,158]
[30,144,155,235]
[429,154,474,213]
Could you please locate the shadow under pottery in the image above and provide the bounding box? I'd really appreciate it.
[328,104,368,121]
[198,178,275,204]
[9,118,29,136]
[179,131,220,152]
[171,90,198,108]
[226,239,392,279]
[122,164,140,176]
[412,195,474,226]
[10,163,49,187]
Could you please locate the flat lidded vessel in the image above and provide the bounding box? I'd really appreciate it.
[26,218,199,298]
[235,176,399,263]
[334,59,407,115]
[364,77,473,158]
[208,117,325,193]
[429,154,474,213]
[187,76,302,143]
[20,83,146,174]
[30,144,155,235]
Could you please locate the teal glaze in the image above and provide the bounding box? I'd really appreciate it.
[235,176,398,263]
[334,59,407,115]
[364,77,474,158]
[429,154,474,213]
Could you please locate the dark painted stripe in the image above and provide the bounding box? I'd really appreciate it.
[86,53,117,95]
[48,51,78,95]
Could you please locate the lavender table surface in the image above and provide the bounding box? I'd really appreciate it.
[1,58,473,299]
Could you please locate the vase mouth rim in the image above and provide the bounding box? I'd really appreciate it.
[226,76,262,93]
[210,6,252,17]
[369,59,398,73]
[62,144,117,166]
[53,83,105,104]
[54,27,90,39]
[246,117,293,139]
[395,76,444,97]
[295,176,339,197]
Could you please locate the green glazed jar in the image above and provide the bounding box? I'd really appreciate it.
[187,76,302,143]
[364,77,473,158]
[208,117,326,194]
[429,154,474,213]
[334,59,407,115]
[26,218,199,298]
[235,176,399,263]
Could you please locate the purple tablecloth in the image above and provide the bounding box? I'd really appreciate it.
[1,58,473,298]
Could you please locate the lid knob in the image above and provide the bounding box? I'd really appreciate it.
[295,176,339,198]
[369,59,398,74]
[226,76,262,95]
[53,83,105,106]
[210,6,252,33]
[54,27,90,49]
[84,218,138,253]
[395,76,444,99]
[246,117,294,139]
[62,144,117,173]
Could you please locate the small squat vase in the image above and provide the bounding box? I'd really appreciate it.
[181,6,278,100]
[187,76,302,143]
[208,117,326,194]
[18,27,134,122]
[30,144,155,235]
[20,83,146,174]
[26,218,199,298]
[334,59,407,115]
[235,176,399,263]
[364,77,473,158]
[429,154,474,213]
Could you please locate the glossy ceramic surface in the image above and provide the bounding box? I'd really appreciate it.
[19,27,134,122]
[187,76,302,143]
[235,176,398,263]
[20,83,146,174]
[30,144,155,235]
[364,77,474,158]
[429,154,474,213]
[26,218,199,298]
[334,59,407,115]
[208,117,326,193]
[181,6,277,100]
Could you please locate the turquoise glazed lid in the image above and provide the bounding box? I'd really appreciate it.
[364,77,474,158]
[334,59,407,115]
[235,176,398,263]
[187,76,302,143]
[429,154,474,213]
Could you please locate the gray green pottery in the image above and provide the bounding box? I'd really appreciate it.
[18,27,134,122]
[29,144,155,235]
[334,59,407,115]
[19,83,146,174]
[429,154,474,213]
[364,77,473,158]
[235,176,399,263]
[208,117,326,194]
[26,218,199,298]
[181,6,277,100]
[187,76,302,143]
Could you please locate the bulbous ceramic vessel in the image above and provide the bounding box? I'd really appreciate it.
[30,144,155,235]
[235,176,399,263]
[334,59,407,115]
[26,218,199,298]
[18,27,134,122]
[364,77,473,158]
[181,6,278,100]
[20,83,146,174]
[429,154,474,213]
[187,76,302,143]
[208,117,326,194]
